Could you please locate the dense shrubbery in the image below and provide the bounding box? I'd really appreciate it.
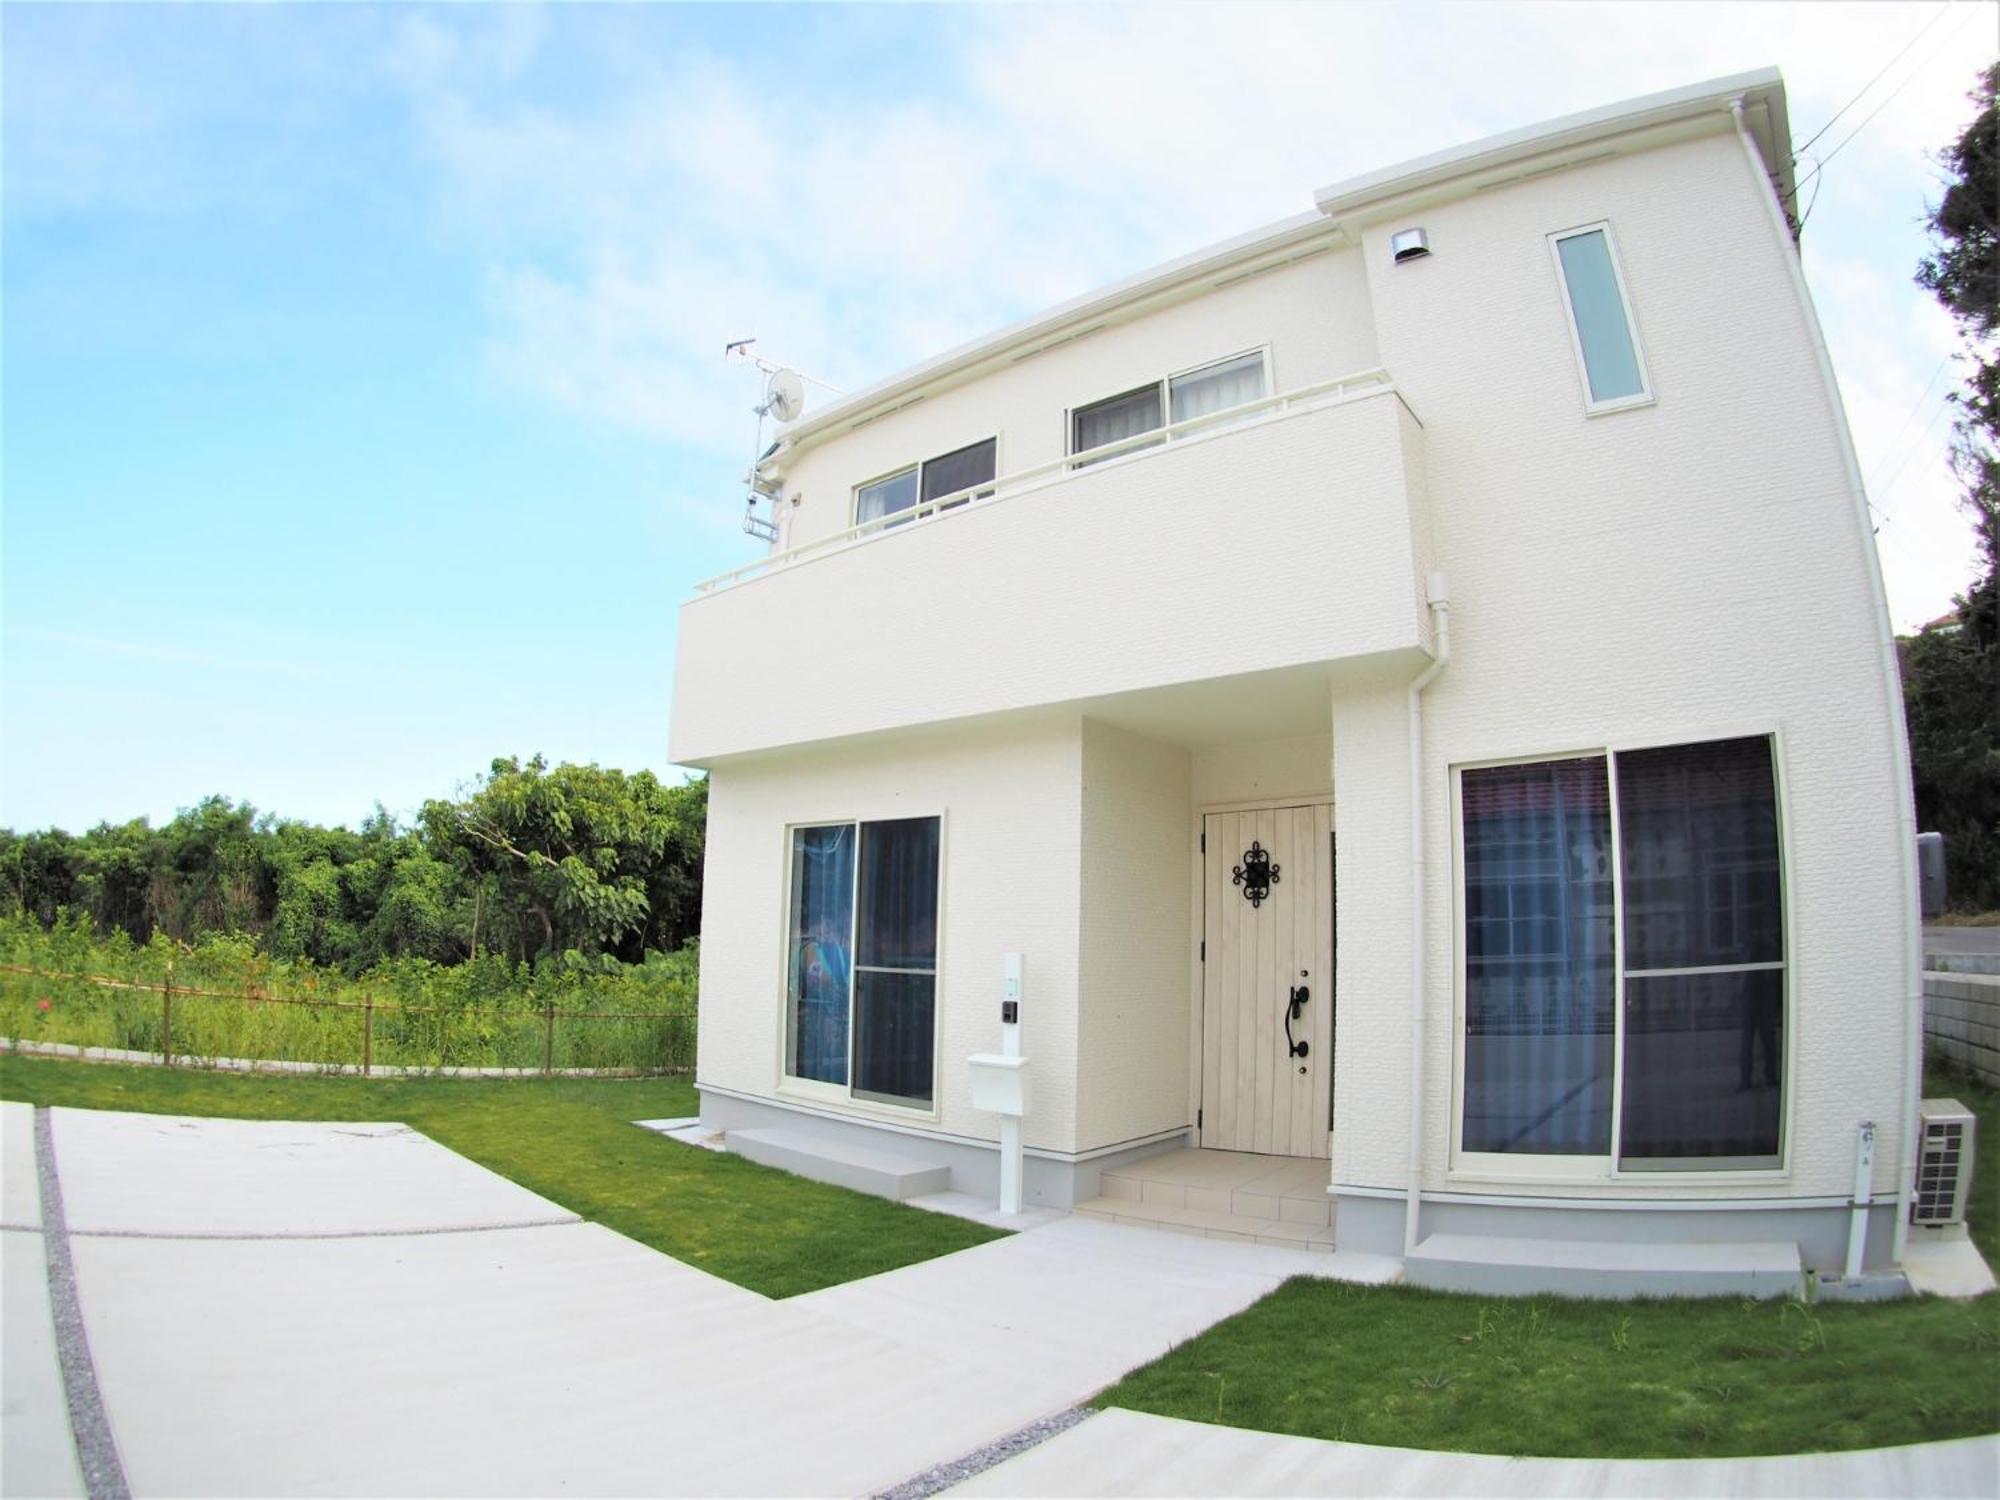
[0,757,707,970]
[0,914,697,1073]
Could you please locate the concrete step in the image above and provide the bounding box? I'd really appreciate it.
[1099,1152,1332,1228]
[1075,1194,1336,1251]
[1404,1232,1804,1299]
[725,1126,951,1201]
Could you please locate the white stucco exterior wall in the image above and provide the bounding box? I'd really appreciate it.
[672,389,1429,764]
[772,246,1380,548]
[676,84,1915,1243]
[1328,122,1913,1205]
[695,719,1088,1154]
[1076,720,1193,1154]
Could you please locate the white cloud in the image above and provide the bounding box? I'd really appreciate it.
[380,1,1996,628]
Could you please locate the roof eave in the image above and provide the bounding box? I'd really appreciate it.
[1313,68,1793,230]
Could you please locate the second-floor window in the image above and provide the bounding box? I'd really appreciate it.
[1071,350,1269,462]
[855,438,997,528]
[1550,223,1651,412]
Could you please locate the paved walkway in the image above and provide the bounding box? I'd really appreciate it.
[6,1100,1993,1499]
[1,1102,1389,1498]
[953,1409,2000,1497]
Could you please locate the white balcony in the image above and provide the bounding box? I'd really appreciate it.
[670,371,1433,765]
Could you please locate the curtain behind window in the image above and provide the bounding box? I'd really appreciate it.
[856,468,919,527]
[1169,352,1266,424]
[787,825,854,1086]
[1461,757,1616,1155]
[1073,384,1164,458]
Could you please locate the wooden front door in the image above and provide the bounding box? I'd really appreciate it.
[1200,804,1334,1157]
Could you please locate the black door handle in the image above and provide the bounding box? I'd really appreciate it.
[1285,985,1310,1057]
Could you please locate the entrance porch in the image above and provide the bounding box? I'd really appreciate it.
[1076,1146,1336,1252]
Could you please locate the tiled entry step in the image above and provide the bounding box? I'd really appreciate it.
[1076,1148,1335,1251]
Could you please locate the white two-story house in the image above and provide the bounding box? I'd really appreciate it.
[669,71,1924,1287]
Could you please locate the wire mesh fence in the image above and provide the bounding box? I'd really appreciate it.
[0,962,695,1076]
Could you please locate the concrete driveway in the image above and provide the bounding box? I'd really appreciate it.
[10,1101,1992,1500]
[1,1102,1388,1498]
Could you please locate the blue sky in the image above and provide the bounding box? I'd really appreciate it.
[5,2,1995,833]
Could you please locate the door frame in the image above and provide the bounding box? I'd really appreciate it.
[1189,794,1335,1154]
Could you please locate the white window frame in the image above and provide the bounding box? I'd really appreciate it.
[1447,730,1793,1186]
[1548,221,1654,416]
[776,812,947,1121]
[1065,346,1273,465]
[849,437,1001,529]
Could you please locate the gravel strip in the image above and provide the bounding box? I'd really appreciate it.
[874,1407,1095,1499]
[63,1216,582,1243]
[35,1106,132,1500]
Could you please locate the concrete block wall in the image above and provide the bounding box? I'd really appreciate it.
[1924,971,2000,1087]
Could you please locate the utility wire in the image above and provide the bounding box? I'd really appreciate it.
[1864,355,1954,492]
[1872,396,1960,515]
[1791,1,1954,162]
[1789,6,1984,202]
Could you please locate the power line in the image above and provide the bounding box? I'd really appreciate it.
[1791,2,1954,161]
[1871,396,1960,518]
[1789,6,1984,202]
[1865,354,1953,492]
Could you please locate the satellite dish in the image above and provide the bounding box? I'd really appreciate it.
[765,368,805,423]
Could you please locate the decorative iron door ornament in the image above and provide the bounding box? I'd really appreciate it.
[1232,841,1280,907]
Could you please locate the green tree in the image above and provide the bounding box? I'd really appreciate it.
[1907,62,2000,909]
[423,757,696,961]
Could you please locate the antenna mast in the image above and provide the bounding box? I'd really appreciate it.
[726,339,840,544]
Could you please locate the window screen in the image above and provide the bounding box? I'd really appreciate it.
[920,438,997,509]
[1616,737,1783,1167]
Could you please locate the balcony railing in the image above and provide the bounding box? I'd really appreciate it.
[692,367,1402,597]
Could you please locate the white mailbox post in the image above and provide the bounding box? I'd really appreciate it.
[968,951,1029,1214]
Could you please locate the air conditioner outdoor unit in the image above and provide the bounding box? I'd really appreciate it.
[1912,1098,1976,1227]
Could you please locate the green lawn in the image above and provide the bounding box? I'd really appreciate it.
[0,1053,1003,1298]
[1097,1072,2000,1459]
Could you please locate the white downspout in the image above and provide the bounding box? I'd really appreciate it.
[1730,98,1924,1266]
[1405,571,1451,1255]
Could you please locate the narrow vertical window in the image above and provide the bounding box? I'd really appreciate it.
[1551,224,1650,410]
[1460,757,1616,1155]
[785,816,940,1108]
[1616,737,1784,1168]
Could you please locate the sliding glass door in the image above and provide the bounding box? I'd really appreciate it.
[1461,755,1615,1155]
[1457,736,1785,1173]
[786,816,940,1110]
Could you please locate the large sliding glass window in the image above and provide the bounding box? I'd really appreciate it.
[1616,738,1784,1168]
[1461,757,1615,1155]
[1458,736,1785,1172]
[786,817,940,1109]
